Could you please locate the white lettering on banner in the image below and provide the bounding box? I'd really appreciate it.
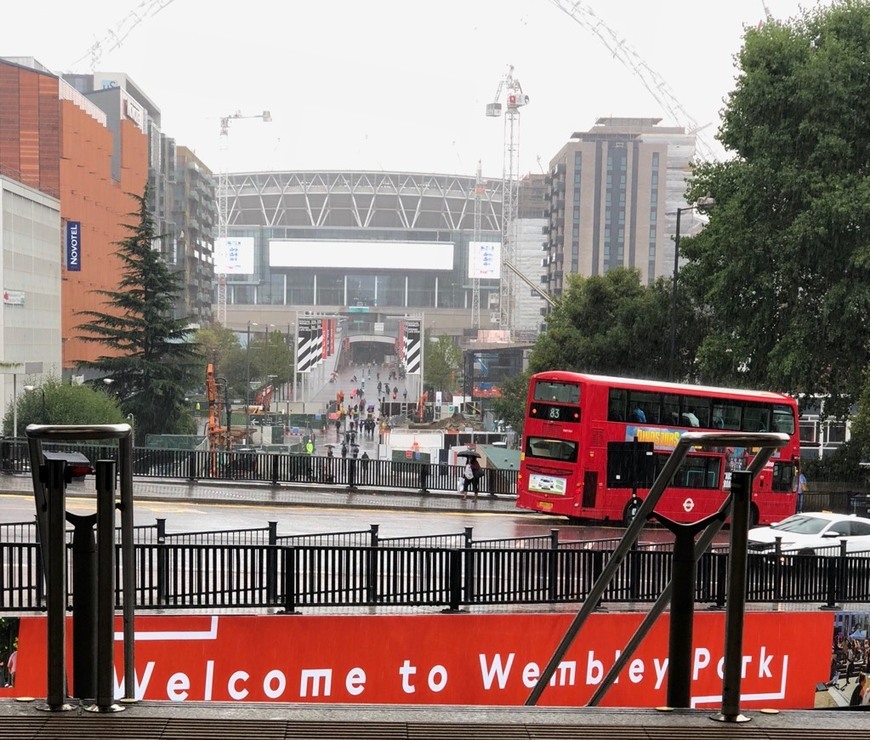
[300,669,332,697]
[693,647,710,679]
[479,653,514,689]
[586,651,604,685]
[428,666,448,692]
[653,658,668,690]
[113,661,155,700]
[400,659,417,693]
[167,672,190,701]
[346,668,366,696]
[264,670,286,699]
[228,671,249,700]
[629,659,645,684]
[204,660,214,701]
[759,647,773,678]
[551,661,577,687]
[107,637,791,702]
[522,662,540,688]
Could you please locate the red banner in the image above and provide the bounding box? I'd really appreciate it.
[4,611,831,708]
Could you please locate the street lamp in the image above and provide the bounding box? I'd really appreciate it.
[668,196,715,382]
[23,384,47,423]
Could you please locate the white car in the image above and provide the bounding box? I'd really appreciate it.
[748,512,870,556]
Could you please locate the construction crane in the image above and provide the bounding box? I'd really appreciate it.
[68,0,178,71]
[216,110,271,326]
[471,161,484,329]
[545,0,717,161]
[486,65,529,334]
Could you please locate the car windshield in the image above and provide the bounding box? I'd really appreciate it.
[771,515,830,535]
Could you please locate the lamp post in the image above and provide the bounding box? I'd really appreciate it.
[668,197,715,382]
[23,384,46,423]
[245,321,252,445]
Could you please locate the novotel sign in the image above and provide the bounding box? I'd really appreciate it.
[66,221,81,272]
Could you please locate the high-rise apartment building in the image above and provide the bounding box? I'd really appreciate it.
[173,146,216,325]
[544,118,696,295]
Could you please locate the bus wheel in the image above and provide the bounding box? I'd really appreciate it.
[622,498,643,527]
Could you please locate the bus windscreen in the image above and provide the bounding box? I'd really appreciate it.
[533,381,580,404]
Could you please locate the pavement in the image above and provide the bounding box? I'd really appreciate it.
[0,470,518,516]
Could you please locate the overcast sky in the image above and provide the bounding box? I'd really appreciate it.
[6,0,819,179]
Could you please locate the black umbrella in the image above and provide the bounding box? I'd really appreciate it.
[457,450,481,458]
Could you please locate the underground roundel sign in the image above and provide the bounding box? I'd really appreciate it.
[683,498,695,513]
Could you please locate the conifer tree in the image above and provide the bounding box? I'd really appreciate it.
[76,188,200,440]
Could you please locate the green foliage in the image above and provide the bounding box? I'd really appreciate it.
[424,334,461,393]
[2,378,125,435]
[491,371,531,435]
[529,268,704,381]
[802,441,866,483]
[75,189,201,441]
[682,1,870,406]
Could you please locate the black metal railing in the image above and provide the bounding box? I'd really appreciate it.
[0,438,519,495]
[4,539,870,613]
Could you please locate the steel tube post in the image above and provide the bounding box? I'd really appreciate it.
[92,459,122,712]
[528,433,786,707]
[67,512,98,701]
[713,469,753,723]
[668,529,697,707]
[586,445,780,707]
[44,458,71,711]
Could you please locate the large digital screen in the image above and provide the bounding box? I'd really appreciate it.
[269,240,454,270]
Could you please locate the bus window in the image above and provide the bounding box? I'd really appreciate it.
[629,391,661,424]
[772,405,795,435]
[742,404,771,433]
[712,403,741,430]
[656,454,721,489]
[686,396,711,428]
[662,394,680,426]
[607,441,655,488]
[772,461,795,492]
[534,381,580,404]
[608,388,627,421]
[525,437,578,463]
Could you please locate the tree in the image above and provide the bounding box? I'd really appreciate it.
[76,189,201,440]
[424,334,461,394]
[529,268,703,380]
[682,1,870,412]
[3,378,125,435]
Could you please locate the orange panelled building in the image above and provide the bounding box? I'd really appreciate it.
[0,57,148,370]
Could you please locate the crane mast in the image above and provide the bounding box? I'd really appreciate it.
[471,161,484,329]
[487,66,528,335]
[216,110,271,326]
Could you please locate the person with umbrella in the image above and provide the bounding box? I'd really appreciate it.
[458,450,483,499]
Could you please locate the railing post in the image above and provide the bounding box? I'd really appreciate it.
[464,527,474,548]
[156,521,167,607]
[366,543,378,604]
[548,529,559,602]
[186,450,197,481]
[464,532,475,603]
[446,548,462,612]
[271,454,279,486]
[281,547,296,614]
[773,536,782,602]
[715,552,727,609]
[837,537,848,604]
[369,524,379,548]
[267,521,278,603]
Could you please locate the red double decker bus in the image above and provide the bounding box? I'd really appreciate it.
[517,371,800,526]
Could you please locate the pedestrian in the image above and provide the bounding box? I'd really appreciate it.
[468,455,483,497]
[341,442,347,458]
[305,439,314,455]
[851,672,866,707]
[798,471,808,512]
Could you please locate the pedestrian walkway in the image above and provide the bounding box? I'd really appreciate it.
[0,471,518,515]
